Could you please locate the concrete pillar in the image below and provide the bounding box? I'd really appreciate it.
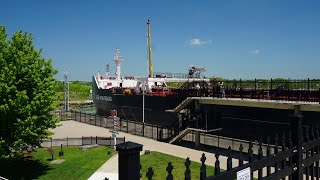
[195,131,200,147]
[116,141,143,180]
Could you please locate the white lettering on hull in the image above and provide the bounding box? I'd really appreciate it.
[96,95,112,102]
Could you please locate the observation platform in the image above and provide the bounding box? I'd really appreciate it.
[169,97,320,113]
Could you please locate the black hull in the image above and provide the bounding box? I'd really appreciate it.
[92,77,185,126]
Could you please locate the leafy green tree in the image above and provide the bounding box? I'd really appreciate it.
[0,27,58,158]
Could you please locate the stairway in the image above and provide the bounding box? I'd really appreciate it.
[166,97,194,113]
[169,128,192,144]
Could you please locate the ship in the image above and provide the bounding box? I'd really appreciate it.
[92,19,210,126]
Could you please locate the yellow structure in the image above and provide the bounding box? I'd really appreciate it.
[147,18,153,78]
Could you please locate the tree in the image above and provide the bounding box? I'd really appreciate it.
[0,27,58,158]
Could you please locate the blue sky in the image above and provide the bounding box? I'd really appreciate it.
[1,0,320,80]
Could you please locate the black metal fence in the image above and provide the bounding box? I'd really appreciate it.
[181,131,276,156]
[216,78,320,103]
[41,136,125,148]
[116,114,320,180]
[56,111,279,155]
[67,111,176,142]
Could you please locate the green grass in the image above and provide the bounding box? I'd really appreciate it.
[0,146,113,180]
[140,151,214,179]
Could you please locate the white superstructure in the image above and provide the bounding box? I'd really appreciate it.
[114,48,122,80]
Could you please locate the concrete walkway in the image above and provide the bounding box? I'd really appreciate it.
[51,121,233,180]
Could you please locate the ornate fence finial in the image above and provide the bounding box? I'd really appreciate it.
[239,144,244,166]
[146,167,154,180]
[184,157,191,180]
[214,152,220,175]
[200,153,207,180]
[166,162,174,180]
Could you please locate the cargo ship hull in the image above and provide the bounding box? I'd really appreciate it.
[92,76,186,126]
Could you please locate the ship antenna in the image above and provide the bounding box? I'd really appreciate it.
[147,18,153,78]
[114,48,122,80]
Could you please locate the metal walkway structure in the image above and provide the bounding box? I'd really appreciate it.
[169,127,222,144]
[169,97,320,113]
[167,97,320,146]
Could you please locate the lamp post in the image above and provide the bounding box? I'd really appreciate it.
[142,82,145,136]
[143,83,145,123]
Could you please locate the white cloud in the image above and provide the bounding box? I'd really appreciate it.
[249,49,261,54]
[189,38,212,46]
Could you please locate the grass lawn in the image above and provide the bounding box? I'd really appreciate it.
[140,151,214,179]
[0,146,113,180]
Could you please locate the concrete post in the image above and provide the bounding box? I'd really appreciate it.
[195,131,200,147]
[116,141,143,180]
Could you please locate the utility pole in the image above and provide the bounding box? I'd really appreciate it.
[64,73,69,112]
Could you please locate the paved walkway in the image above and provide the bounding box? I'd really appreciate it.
[51,121,234,180]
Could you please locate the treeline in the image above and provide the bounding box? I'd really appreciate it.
[54,81,92,101]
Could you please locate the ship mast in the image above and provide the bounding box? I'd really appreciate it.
[114,48,122,80]
[147,18,153,78]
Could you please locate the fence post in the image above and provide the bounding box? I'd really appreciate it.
[157,125,159,140]
[195,131,200,147]
[318,88,320,104]
[152,124,154,139]
[67,137,68,147]
[126,119,129,133]
[82,136,83,145]
[116,141,143,180]
[96,136,98,144]
[291,105,303,180]
[143,123,145,137]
